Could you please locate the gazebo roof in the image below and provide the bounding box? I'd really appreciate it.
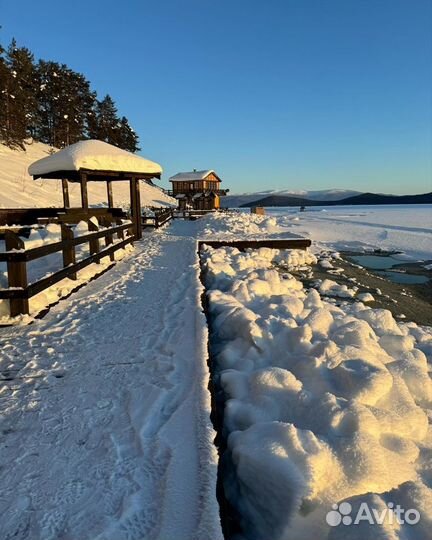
[28,140,163,181]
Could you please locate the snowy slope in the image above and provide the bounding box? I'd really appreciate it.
[0,141,175,208]
[224,189,363,208]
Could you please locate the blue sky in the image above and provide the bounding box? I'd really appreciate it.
[1,0,431,194]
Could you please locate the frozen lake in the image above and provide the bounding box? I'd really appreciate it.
[244,204,432,261]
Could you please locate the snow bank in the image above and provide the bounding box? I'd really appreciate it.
[201,245,432,540]
[199,211,284,238]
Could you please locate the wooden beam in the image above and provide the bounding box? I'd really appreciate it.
[198,239,312,252]
[62,178,70,208]
[130,178,142,240]
[80,172,88,209]
[107,180,114,208]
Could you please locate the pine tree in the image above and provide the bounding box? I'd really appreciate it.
[117,116,140,152]
[35,60,95,147]
[0,39,38,148]
[88,94,121,144]
[0,37,142,151]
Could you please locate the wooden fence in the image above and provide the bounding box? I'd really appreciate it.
[0,220,134,317]
[142,208,174,229]
[0,207,240,318]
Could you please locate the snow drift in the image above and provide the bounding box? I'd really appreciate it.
[201,245,432,540]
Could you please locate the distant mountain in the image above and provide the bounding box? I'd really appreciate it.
[239,191,432,208]
[222,189,362,208]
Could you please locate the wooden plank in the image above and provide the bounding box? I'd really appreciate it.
[198,239,312,251]
[4,232,29,316]
[107,180,114,208]
[130,178,142,239]
[80,172,89,209]
[62,178,70,208]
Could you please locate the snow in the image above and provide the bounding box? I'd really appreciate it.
[0,209,430,539]
[319,278,357,298]
[201,242,432,540]
[199,206,432,261]
[28,139,162,176]
[357,292,375,303]
[0,220,223,540]
[0,141,175,208]
[265,205,432,261]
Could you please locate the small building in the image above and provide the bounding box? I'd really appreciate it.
[168,170,228,211]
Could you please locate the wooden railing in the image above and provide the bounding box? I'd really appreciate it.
[0,220,134,317]
[142,208,174,229]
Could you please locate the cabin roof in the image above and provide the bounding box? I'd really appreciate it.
[169,170,221,182]
[28,140,163,179]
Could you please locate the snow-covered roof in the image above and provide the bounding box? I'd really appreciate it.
[28,140,162,177]
[169,170,218,182]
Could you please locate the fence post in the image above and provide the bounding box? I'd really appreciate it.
[61,224,77,280]
[88,219,100,262]
[101,217,115,262]
[5,231,29,316]
[116,218,125,240]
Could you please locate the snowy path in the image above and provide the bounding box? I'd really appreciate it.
[0,222,222,540]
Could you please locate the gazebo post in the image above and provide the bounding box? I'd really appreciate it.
[80,172,89,210]
[130,177,142,240]
[107,180,114,209]
[61,178,70,209]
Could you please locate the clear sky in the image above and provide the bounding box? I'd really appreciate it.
[1,0,431,194]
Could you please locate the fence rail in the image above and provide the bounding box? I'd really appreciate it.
[142,208,174,229]
[0,220,134,317]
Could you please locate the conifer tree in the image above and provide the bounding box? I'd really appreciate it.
[0,39,38,148]
[117,116,140,152]
[0,38,141,151]
[36,60,95,147]
[88,94,120,144]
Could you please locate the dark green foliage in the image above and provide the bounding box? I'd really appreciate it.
[0,39,38,148]
[35,60,96,147]
[0,38,140,152]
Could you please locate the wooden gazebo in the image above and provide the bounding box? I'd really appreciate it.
[28,140,163,239]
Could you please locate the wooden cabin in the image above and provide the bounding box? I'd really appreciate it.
[168,170,228,211]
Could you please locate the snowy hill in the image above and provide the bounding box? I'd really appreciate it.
[223,189,363,208]
[0,141,175,208]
